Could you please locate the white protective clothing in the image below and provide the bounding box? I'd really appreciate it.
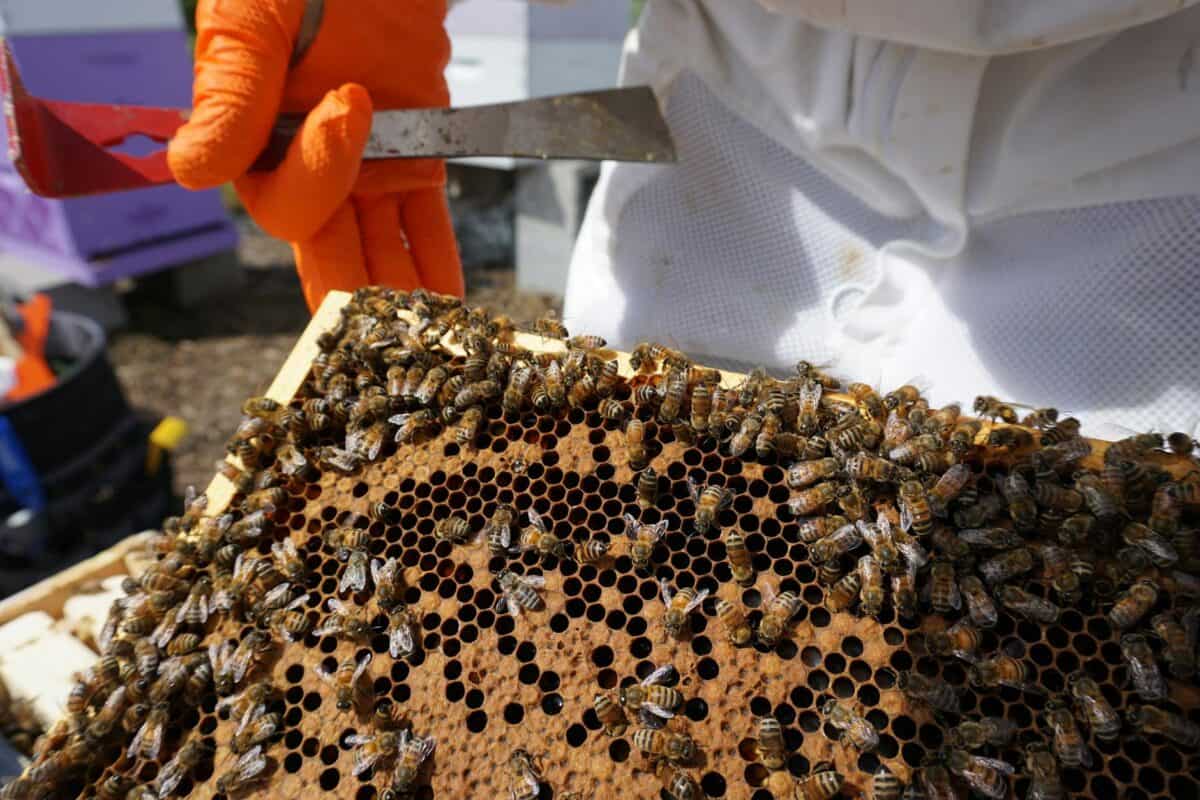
[562,0,1200,435]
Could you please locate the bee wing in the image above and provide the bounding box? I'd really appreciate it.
[352,651,374,682]
[687,476,701,503]
[642,664,676,687]
[948,581,962,610]
[236,703,267,737]
[683,588,710,615]
[390,624,415,660]
[523,574,547,589]
[151,616,178,650]
[370,559,384,588]
[717,487,733,510]
[623,513,640,541]
[521,768,542,792]
[528,509,547,532]
[643,703,676,721]
[414,735,436,764]
[236,745,268,780]
[261,581,292,609]
[970,756,1016,775]
[899,503,914,532]
[645,520,669,542]
[388,413,412,427]
[659,579,673,606]
[285,593,309,612]
[340,552,369,594]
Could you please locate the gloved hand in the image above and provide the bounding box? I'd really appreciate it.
[168,0,464,312]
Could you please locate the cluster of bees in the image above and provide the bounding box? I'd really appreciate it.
[3,286,1199,800]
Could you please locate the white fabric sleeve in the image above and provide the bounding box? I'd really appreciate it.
[755,0,1200,54]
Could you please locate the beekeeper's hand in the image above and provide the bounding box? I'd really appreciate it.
[168,0,464,311]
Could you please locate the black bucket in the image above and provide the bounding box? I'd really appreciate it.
[0,311,172,587]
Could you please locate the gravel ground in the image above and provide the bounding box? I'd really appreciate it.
[109,216,561,494]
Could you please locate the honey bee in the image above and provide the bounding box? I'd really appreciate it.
[575,538,611,564]
[1107,578,1158,630]
[1151,611,1195,678]
[713,598,752,647]
[798,515,850,543]
[660,580,710,639]
[922,560,960,615]
[892,565,919,620]
[755,410,783,459]
[797,380,823,434]
[859,518,902,575]
[948,576,993,629]
[634,727,697,765]
[567,373,598,409]
[625,515,669,572]
[722,411,759,458]
[496,570,546,618]
[956,527,1022,551]
[995,584,1060,624]
[594,693,629,736]
[231,710,281,755]
[822,699,879,752]
[1067,672,1120,740]
[970,655,1042,695]
[619,664,683,724]
[95,775,137,800]
[748,714,786,770]
[809,522,863,563]
[315,597,375,642]
[978,547,1035,586]
[214,745,269,795]
[927,619,981,663]
[723,529,755,586]
[1074,472,1124,525]
[927,463,971,516]
[505,748,543,800]
[388,409,436,445]
[1120,633,1167,701]
[83,684,128,744]
[211,630,273,695]
[845,382,884,420]
[944,749,1014,800]
[658,369,687,423]
[625,418,649,471]
[127,701,169,760]
[637,468,661,510]
[947,717,1018,750]
[987,426,1034,449]
[371,557,405,610]
[997,471,1037,531]
[520,509,570,561]
[688,478,731,533]
[898,480,932,535]
[973,396,1018,423]
[825,570,862,614]
[757,587,803,647]
[945,419,984,455]
[380,605,418,662]
[786,458,841,489]
[315,651,373,711]
[1024,742,1063,800]
[894,671,961,714]
[654,759,698,800]
[1122,521,1179,567]
[857,555,885,618]
[1042,698,1092,768]
[1126,704,1200,747]
[166,633,202,658]
[485,504,517,558]
[787,481,843,517]
[219,681,275,734]
[340,730,403,778]
[888,433,942,465]
[787,762,841,800]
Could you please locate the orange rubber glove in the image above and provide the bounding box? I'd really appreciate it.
[168,0,464,312]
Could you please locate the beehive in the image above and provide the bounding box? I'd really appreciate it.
[6,288,1200,800]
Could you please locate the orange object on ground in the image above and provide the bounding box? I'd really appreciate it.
[7,293,54,402]
[167,0,464,312]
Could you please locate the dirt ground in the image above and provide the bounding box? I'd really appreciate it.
[109,217,561,494]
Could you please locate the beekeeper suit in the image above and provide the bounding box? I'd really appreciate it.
[563,0,1200,434]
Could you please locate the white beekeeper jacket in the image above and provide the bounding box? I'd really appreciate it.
[562,0,1200,435]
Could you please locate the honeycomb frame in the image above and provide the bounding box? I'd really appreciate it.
[8,289,1200,800]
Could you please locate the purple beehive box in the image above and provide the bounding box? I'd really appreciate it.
[0,31,237,287]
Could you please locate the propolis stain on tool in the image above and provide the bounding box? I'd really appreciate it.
[5,287,1199,800]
